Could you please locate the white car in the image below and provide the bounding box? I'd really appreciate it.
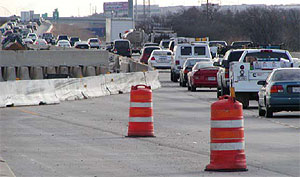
[34,39,48,46]
[56,40,71,48]
[88,38,101,49]
[23,38,33,45]
[27,33,37,42]
[148,49,173,69]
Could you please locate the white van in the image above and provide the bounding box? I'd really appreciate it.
[170,43,212,82]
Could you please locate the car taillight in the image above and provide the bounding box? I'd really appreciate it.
[225,68,229,78]
[270,85,284,93]
[175,60,180,65]
[151,57,155,61]
[184,69,189,74]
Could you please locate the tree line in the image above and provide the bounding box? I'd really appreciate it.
[140,6,300,51]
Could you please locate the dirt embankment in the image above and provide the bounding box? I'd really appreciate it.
[51,22,97,41]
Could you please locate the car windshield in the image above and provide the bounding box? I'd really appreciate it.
[43,33,53,38]
[194,62,213,70]
[115,41,129,48]
[59,36,68,40]
[227,51,243,62]
[144,47,160,54]
[181,46,192,55]
[185,59,210,67]
[232,42,251,47]
[244,52,289,62]
[272,69,300,81]
[90,39,99,43]
[162,41,170,48]
[194,47,206,55]
[152,50,171,56]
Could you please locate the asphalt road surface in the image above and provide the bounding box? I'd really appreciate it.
[0,71,299,177]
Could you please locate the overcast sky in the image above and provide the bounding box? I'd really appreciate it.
[0,0,298,17]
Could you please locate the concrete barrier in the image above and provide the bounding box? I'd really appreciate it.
[3,67,16,81]
[0,71,161,108]
[0,67,4,82]
[70,66,83,78]
[17,66,31,80]
[96,66,109,75]
[45,66,56,74]
[144,71,161,90]
[30,66,44,80]
[105,72,146,95]
[0,50,109,68]
[58,65,69,75]
[83,66,96,77]
[0,80,59,107]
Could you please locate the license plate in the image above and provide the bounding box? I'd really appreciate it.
[208,77,216,81]
[238,76,247,81]
[292,87,300,93]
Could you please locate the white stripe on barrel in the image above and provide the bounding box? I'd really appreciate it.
[129,117,153,122]
[211,142,245,151]
[211,120,244,128]
[130,102,153,108]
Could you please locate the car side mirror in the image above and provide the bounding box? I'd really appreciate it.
[257,80,266,86]
[213,62,221,67]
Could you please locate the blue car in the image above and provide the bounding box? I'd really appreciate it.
[257,68,300,118]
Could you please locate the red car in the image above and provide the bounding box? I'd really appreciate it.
[187,61,219,91]
[140,46,161,64]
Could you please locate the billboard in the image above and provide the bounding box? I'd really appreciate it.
[104,2,129,12]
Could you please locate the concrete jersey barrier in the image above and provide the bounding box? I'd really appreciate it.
[0,71,160,108]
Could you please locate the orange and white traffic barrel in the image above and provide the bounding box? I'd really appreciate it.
[127,85,154,137]
[205,95,247,172]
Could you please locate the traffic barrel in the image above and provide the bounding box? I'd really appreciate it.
[205,95,247,172]
[127,85,154,137]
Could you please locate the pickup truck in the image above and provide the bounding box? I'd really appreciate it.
[171,43,211,82]
[229,49,294,108]
[216,49,245,97]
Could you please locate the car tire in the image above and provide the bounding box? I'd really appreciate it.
[191,85,196,92]
[182,81,187,87]
[236,92,249,109]
[265,106,273,118]
[171,72,175,82]
[258,104,266,116]
[217,87,221,98]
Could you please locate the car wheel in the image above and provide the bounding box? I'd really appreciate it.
[179,79,183,86]
[191,85,196,92]
[258,104,266,116]
[236,93,249,109]
[171,72,175,82]
[265,105,273,118]
[217,87,221,98]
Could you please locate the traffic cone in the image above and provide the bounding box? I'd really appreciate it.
[127,85,154,137]
[205,95,247,172]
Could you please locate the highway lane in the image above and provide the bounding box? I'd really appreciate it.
[0,72,299,177]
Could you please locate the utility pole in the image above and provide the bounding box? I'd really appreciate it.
[148,0,150,18]
[206,0,209,20]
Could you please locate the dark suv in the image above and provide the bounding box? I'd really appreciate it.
[112,39,132,57]
[42,32,55,45]
[216,49,245,97]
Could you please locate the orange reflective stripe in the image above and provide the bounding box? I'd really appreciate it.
[130,94,152,102]
[130,108,152,117]
[211,128,244,139]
